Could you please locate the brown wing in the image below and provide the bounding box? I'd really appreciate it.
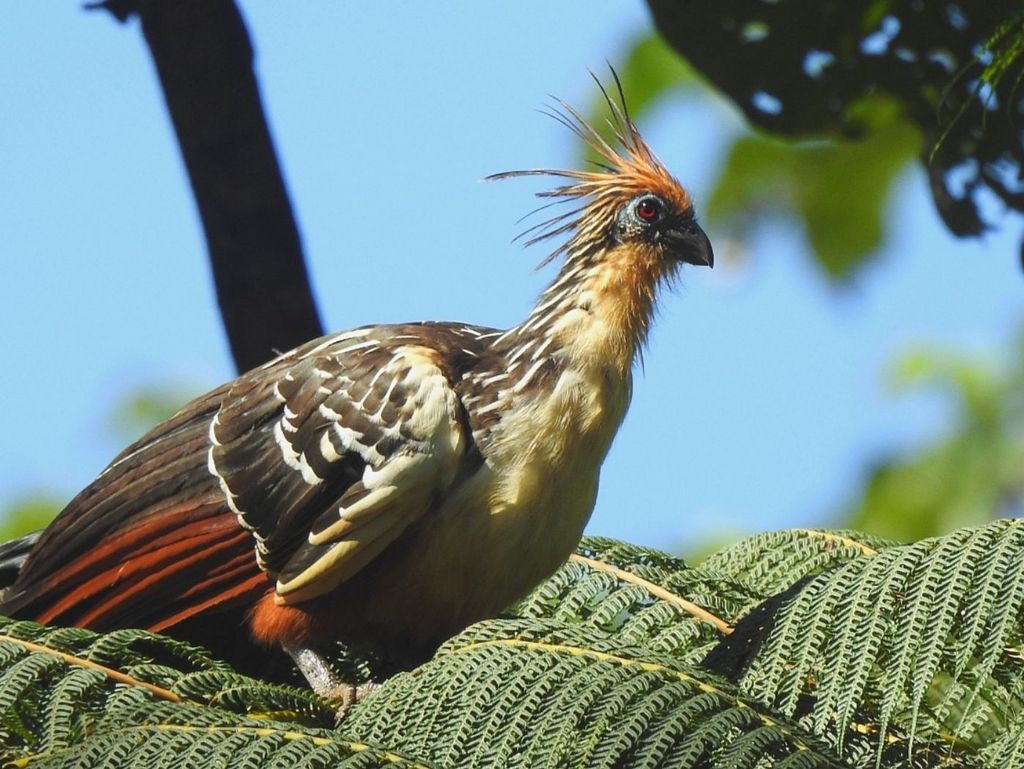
[1,323,488,633]
[211,328,476,605]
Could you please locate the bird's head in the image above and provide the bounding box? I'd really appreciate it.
[488,72,713,276]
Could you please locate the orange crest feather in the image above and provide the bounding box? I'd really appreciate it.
[488,69,693,267]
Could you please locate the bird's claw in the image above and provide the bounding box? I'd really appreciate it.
[284,644,380,723]
[330,681,381,725]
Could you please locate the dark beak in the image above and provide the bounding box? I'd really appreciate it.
[664,222,714,268]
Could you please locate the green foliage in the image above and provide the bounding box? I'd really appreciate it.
[978,13,1024,104]
[16,704,429,769]
[705,101,918,279]
[513,538,748,665]
[700,529,892,596]
[601,36,919,280]
[645,0,1024,244]
[844,335,1024,541]
[735,519,1024,765]
[603,5,1024,278]
[0,499,62,542]
[0,618,333,752]
[347,620,847,769]
[0,533,1002,768]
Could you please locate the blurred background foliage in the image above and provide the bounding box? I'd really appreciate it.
[600,2,1023,548]
[646,0,1024,243]
[0,384,197,541]
[844,334,1024,541]
[590,34,923,279]
[3,3,1022,552]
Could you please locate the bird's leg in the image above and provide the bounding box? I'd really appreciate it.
[284,644,379,723]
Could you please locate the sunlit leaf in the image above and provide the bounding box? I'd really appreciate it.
[706,99,919,279]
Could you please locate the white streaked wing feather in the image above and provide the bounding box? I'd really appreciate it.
[272,345,468,603]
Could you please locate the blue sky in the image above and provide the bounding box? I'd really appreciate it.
[1,4,1020,553]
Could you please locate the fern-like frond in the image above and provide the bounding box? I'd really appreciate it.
[0,532,1006,768]
[729,519,1024,763]
[346,618,851,769]
[12,701,431,769]
[0,617,334,762]
[509,537,753,664]
[700,529,894,596]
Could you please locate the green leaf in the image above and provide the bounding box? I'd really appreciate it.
[0,536,996,768]
[17,703,431,769]
[591,33,922,279]
[0,617,333,762]
[646,0,1024,241]
[348,619,850,769]
[706,99,919,279]
[513,537,742,663]
[700,528,893,596]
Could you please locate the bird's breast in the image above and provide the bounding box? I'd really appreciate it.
[304,363,632,664]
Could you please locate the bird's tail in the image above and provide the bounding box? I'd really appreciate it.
[0,385,267,634]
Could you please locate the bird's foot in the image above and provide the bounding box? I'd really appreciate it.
[328,681,381,725]
[284,644,379,724]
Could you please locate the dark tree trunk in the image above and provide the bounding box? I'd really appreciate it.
[92,0,324,373]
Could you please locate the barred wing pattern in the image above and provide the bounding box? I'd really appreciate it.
[2,323,489,633]
[210,326,475,604]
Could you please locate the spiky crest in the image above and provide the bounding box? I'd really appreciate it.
[488,70,693,268]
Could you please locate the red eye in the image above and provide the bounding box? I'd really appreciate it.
[635,196,662,222]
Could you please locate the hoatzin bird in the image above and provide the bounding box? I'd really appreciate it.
[0,81,712,696]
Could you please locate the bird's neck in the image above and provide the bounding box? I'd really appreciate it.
[499,243,666,377]
[460,244,671,455]
[465,244,670,490]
